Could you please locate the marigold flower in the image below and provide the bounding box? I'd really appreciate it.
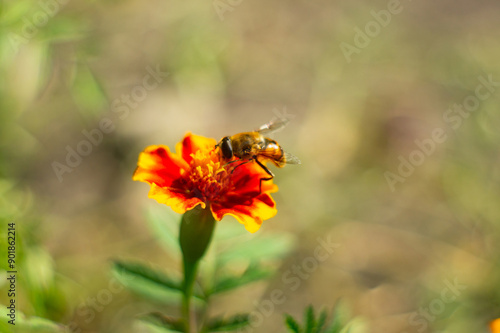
[491,318,500,333]
[133,132,278,232]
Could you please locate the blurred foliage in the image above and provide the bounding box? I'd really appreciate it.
[1,0,500,332]
[112,204,295,332]
[0,305,69,333]
[0,187,68,331]
[284,305,367,333]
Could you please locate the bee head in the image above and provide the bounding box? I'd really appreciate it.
[217,136,233,160]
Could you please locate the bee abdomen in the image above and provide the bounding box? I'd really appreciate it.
[263,139,286,167]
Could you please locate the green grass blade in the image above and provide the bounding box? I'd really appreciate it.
[305,305,315,333]
[315,309,327,333]
[284,314,301,333]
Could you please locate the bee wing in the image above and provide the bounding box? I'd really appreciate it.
[256,118,290,134]
[283,151,301,165]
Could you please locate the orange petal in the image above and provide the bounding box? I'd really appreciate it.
[491,318,500,333]
[176,132,217,165]
[133,145,188,187]
[149,183,205,214]
[211,193,277,233]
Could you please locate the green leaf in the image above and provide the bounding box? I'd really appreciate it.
[304,305,315,333]
[217,234,294,265]
[113,261,181,290]
[23,247,55,292]
[327,308,342,333]
[285,314,301,333]
[212,220,247,241]
[111,260,204,306]
[140,312,184,332]
[204,314,250,332]
[70,63,108,117]
[146,205,180,254]
[0,305,69,332]
[137,321,181,333]
[338,319,368,333]
[40,17,87,43]
[315,310,327,333]
[18,317,69,332]
[1,1,33,26]
[211,264,274,295]
[284,305,364,333]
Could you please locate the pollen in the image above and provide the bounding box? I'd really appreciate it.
[184,149,232,201]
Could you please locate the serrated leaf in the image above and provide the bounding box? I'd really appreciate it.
[285,314,301,333]
[140,312,184,332]
[305,305,315,333]
[211,264,274,295]
[112,260,204,306]
[204,314,250,332]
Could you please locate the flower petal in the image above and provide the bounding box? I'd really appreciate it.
[176,132,218,165]
[230,161,279,195]
[149,183,205,214]
[133,145,188,187]
[491,319,500,333]
[134,132,283,232]
[211,193,277,233]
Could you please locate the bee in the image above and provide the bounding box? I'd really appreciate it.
[216,118,301,192]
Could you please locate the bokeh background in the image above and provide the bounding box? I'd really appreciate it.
[1,0,500,332]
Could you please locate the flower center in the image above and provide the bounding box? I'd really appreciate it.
[184,149,232,202]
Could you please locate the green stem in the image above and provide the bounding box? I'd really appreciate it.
[182,260,198,333]
[179,205,216,333]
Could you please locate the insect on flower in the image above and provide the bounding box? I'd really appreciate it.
[216,118,301,192]
[133,118,300,232]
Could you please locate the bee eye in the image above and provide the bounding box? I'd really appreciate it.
[220,137,233,159]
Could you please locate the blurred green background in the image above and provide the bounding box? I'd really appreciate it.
[1,0,500,332]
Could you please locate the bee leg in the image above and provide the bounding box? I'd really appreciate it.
[230,159,253,175]
[255,158,274,194]
[224,158,243,168]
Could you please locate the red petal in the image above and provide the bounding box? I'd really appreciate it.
[149,183,205,214]
[229,161,278,195]
[133,145,188,187]
[211,193,277,233]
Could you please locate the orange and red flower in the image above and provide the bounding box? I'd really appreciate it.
[133,133,278,232]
